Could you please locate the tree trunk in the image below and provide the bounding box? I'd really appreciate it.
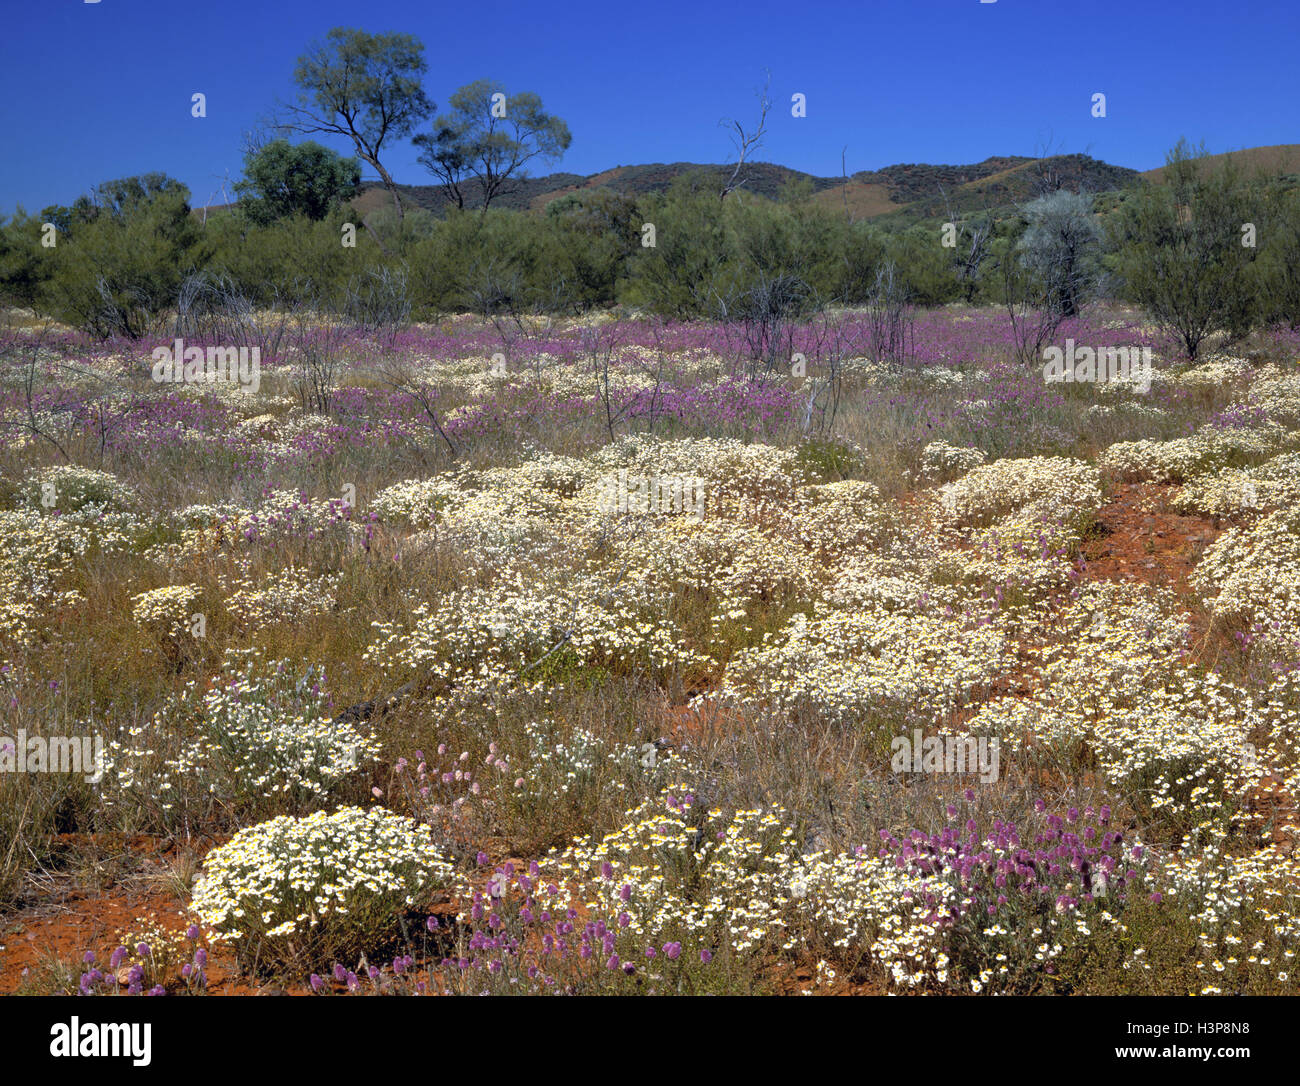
[366,156,404,221]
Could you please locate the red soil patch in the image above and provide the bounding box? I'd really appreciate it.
[1078,483,1219,592]
[1079,484,1298,851]
[0,859,274,995]
[660,696,744,744]
[767,958,892,996]
[1244,775,1299,857]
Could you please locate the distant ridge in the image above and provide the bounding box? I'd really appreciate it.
[196,145,1300,222]
[347,153,1142,220]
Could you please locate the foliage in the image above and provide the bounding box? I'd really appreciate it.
[235,139,362,224]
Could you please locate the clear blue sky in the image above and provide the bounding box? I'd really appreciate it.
[2,0,1296,214]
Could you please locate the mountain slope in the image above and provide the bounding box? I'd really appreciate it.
[1141,143,1300,183]
[207,146,1300,223]
[353,153,1142,220]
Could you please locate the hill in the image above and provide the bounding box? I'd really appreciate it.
[1140,143,1300,183]
[351,153,1143,221]
[203,146,1300,224]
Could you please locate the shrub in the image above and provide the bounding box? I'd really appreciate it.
[39,176,202,338]
[935,455,1102,537]
[917,441,987,484]
[793,437,865,483]
[1111,141,1261,358]
[102,650,380,826]
[22,465,137,513]
[191,806,453,975]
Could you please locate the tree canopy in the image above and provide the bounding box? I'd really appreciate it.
[235,139,362,224]
[414,80,572,211]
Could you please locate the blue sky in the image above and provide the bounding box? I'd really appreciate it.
[2,0,1296,214]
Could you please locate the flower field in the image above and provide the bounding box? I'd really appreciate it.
[1,306,1298,997]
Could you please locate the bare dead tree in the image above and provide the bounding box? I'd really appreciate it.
[287,296,347,414]
[800,299,865,435]
[343,263,412,346]
[1000,248,1067,366]
[173,271,294,359]
[714,270,811,381]
[863,262,915,369]
[1029,137,1070,197]
[464,258,571,382]
[631,317,672,436]
[3,322,71,462]
[3,323,138,465]
[240,120,277,160]
[464,256,527,338]
[719,73,773,200]
[581,321,632,441]
[938,185,995,304]
[77,276,158,341]
[375,354,457,458]
[203,167,240,226]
